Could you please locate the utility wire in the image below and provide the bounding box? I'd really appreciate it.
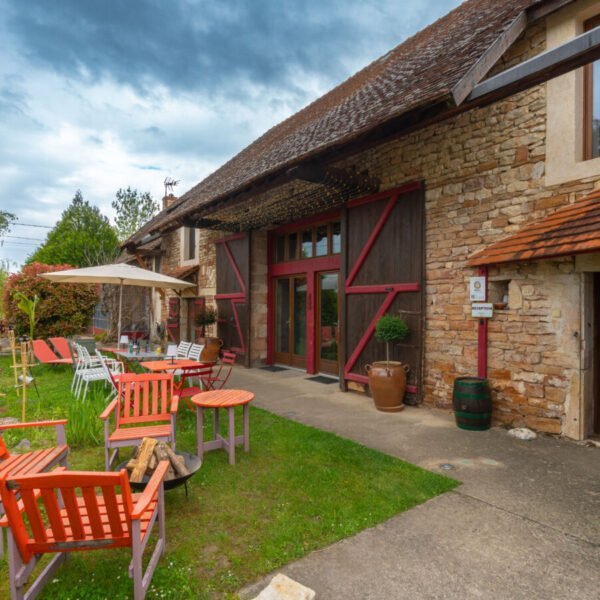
[3,235,45,241]
[11,222,52,229]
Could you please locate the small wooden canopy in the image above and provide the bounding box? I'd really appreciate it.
[468,192,600,266]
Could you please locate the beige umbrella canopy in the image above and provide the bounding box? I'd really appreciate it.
[40,263,194,344]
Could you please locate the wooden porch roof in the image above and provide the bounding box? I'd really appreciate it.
[468,192,600,266]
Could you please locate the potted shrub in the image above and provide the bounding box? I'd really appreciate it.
[194,306,218,338]
[365,314,410,412]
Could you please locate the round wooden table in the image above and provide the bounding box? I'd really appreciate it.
[190,389,254,465]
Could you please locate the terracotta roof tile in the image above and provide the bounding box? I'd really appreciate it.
[152,0,533,230]
[166,265,198,280]
[468,192,600,266]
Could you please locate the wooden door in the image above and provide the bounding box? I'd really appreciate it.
[273,275,307,369]
[342,183,424,404]
[166,297,180,343]
[594,273,600,434]
[317,271,340,375]
[215,233,250,366]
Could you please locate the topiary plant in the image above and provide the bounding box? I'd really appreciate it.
[375,314,409,366]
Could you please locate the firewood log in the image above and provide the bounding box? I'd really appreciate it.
[164,444,190,476]
[148,453,158,472]
[130,438,157,483]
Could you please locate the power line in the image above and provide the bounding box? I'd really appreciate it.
[11,222,52,229]
[4,235,45,241]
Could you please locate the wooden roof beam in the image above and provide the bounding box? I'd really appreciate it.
[468,23,600,104]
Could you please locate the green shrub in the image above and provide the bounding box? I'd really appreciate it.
[67,387,108,448]
[375,314,409,364]
[3,262,98,338]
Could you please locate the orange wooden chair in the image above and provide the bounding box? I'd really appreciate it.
[201,351,237,390]
[32,339,73,366]
[0,461,169,600]
[100,373,179,469]
[0,419,69,559]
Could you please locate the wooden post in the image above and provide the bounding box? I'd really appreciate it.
[20,341,27,422]
[8,330,18,389]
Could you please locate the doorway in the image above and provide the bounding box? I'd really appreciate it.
[594,273,600,434]
[317,272,340,376]
[273,275,307,369]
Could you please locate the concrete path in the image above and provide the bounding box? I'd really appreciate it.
[230,367,600,600]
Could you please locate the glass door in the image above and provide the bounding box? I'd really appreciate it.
[317,272,340,376]
[273,275,307,368]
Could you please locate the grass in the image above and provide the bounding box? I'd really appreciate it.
[0,355,458,599]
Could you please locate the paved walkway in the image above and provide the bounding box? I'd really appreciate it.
[231,367,600,600]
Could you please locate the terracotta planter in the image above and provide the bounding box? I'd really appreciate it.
[200,337,223,363]
[365,361,410,412]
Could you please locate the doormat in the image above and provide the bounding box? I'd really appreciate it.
[305,376,338,384]
[261,366,289,372]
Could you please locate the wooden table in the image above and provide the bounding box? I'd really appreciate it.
[140,359,207,372]
[190,389,254,465]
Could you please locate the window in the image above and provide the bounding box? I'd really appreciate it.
[273,221,341,263]
[584,16,600,160]
[184,227,196,260]
[154,256,162,273]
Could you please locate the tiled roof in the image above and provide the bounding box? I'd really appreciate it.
[166,265,198,280]
[468,193,600,266]
[151,0,533,231]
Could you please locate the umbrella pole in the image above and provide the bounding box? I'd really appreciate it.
[118,280,123,348]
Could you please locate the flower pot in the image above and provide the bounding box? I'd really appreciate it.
[365,361,410,412]
[200,337,223,363]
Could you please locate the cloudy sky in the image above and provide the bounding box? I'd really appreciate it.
[0,0,461,267]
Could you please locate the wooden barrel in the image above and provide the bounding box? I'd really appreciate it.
[452,377,492,431]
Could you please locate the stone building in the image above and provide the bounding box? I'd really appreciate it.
[124,0,600,440]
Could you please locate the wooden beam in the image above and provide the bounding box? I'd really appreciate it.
[452,11,528,106]
[468,24,600,104]
[527,0,576,23]
[287,164,380,192]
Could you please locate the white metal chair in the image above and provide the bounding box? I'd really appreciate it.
[176,341,192,358]
[72,344,122,400]
[187,343,204,362]
[95,350,124,398]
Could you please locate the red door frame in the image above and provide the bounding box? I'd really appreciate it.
[267,211,341,374]
[343,181,422,394]
[215,234,247,354]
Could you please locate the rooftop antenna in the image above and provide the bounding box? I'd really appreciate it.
[164,177,180,197]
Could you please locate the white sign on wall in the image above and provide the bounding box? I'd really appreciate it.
[469,276,486,302]
[471,302,494,319]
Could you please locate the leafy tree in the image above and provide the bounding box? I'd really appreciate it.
[112,187,159,241]
[3,263,99,338]
[0,259,14,321]
[0,210,16,237]
[27,190,119,267]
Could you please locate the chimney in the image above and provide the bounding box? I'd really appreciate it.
[162,194,177,210]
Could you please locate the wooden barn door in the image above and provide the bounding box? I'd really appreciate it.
[342,182,424,404]
[216,233,250,366]
[166,297,180,343]
[187,297,205,342]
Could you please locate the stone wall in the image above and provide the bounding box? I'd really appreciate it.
[250,230,268,366]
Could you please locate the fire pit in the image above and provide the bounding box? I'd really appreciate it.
[116,450,202,496]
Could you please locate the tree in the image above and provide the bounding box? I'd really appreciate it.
[3,263,98,338]
[112,187,159,241]
[0,210,16,237]
[27,190,119,267]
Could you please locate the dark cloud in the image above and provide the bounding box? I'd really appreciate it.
[3,0,458,101]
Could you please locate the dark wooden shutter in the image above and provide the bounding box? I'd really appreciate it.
[215,233,250,365]
[166,297,180,342]
[342,182,424,404]
[188,297,206,342]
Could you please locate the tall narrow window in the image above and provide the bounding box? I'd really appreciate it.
[584,16,600,160]
[186,227,196,260]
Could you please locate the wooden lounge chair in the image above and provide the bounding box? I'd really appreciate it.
[0,419,69,559]
[0,461,169,600]
[100,373,178,469]
[48,337,74,362]
[32,339,72,366]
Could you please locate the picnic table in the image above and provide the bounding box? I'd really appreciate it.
[140,358,211,372]
[190,389,254,465]
[101,346,167,361]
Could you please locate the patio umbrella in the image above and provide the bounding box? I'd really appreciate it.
[40,263,194,344]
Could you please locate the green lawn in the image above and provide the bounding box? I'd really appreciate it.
[0,356,457,599]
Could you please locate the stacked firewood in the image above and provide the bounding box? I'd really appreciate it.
[127,437,190,483]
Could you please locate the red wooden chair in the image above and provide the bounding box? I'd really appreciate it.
[201,351,236,390]
[32,339,72,366]
[100,373,179,469]
[0,419,69,559]
[173,365,214,409]
[48,337,74,362]
[0,461,169,600]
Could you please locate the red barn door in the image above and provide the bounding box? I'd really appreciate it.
[166,297,180,342]
[215,233,250,366]
[342,182,424,404]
